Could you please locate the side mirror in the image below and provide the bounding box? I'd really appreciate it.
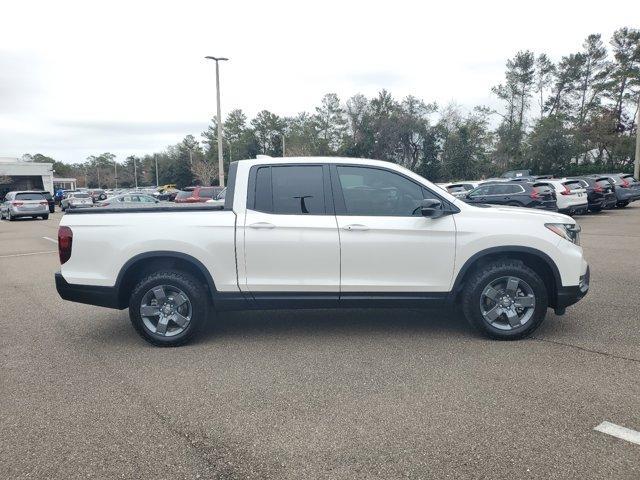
[420,198,442,217]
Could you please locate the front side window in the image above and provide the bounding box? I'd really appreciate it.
[336,166,437,216]
[253,165,326,214]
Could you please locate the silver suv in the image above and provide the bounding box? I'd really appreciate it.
[0,191,49,221]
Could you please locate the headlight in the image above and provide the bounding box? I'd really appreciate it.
[545,223,581,245]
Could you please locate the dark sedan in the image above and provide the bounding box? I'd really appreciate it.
[464,181,557,211]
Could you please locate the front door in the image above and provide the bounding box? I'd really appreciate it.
[242,164,340,294]
[332,165,456,293]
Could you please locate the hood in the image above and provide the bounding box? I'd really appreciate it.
[460,202,575,224]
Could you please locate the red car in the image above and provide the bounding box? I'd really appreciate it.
[173,186,223,203]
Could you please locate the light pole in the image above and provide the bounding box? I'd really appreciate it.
[154,154,159,187]
[114,160,118,189]
[133,157,138,189]
[282,134,286,157]
[205,56,228,187]
[634,91,640,180]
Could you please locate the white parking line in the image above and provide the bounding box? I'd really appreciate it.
[43,236,57,244]
[594,421,640,446]
[0,251,57,259]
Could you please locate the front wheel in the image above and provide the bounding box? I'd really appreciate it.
[129,270,209,347]
[461,260,548,340]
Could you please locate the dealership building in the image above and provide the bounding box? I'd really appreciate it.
[0,157,55,197]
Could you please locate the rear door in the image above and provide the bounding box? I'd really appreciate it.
[332,164,456,292]
[242,164,340,294]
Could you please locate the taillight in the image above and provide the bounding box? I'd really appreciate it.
[594,184,603,193]
[58,226,73,264]
[560,185,571,195]
[530,190,540,200]
[12,201,23,206]
[619,179,630,188]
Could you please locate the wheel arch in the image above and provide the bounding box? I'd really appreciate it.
[115,251,217,308]
[452,246,562,307]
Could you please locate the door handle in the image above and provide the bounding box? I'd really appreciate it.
[342,224,369,231]
[248,222,275,229]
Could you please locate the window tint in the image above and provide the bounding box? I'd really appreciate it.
[595,179,611,188]
[337,166,435,216]
[73,193,90,199]
[175,191,191,200]
[272,166,325,214]
[253,165,326,214]
[15,193,44,200]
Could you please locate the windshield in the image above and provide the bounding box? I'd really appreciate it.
[73,193,91,199]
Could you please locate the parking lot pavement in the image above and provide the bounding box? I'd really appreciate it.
[1,208,639,479]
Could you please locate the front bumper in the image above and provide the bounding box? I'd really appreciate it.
[55,272,122,309]
[554,266,590,312]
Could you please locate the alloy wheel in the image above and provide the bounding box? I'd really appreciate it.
[139,285,192,337]
[479,276,536,330]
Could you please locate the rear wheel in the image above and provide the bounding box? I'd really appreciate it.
[461,260,548,340]
[129,270,209,347]
[506,201,522,207]
[589,206,602,213]
[42,215,49,220]
[617,201,629,208]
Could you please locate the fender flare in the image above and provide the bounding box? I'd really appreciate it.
[115,251,217,305]
[451,246,562,293]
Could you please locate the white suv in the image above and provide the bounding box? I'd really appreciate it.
[536,179,588,215]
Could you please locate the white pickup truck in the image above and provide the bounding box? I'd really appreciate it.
[55,157,589,346]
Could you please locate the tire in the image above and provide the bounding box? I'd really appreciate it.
[128,270,209,347]
[461,259,548,340]
[42,215,49,220]
[505,201,522,207]
[589,206,602,213]
[617,201,629,208]
[8,212,14,221]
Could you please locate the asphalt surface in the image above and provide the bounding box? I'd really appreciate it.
[1,206,639,479]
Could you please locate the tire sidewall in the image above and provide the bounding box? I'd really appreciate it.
[463,263,548,340]
[129,271,208,346]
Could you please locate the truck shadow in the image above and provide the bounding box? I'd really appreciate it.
[195,307,472,344]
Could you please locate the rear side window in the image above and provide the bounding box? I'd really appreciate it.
[15,193,45,200]
[253,165,326,214]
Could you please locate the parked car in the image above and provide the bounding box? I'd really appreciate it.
[573,176,617,212]
[88,189,107,202]
[61,192,94,211]
[98,193,161,207]
[501,169,532,179]
[38,191,56,213]
[440,182,480,198]
[591,173,640,208]
[55,156,589,347]
[173,186,224,203]
[534,179,588,215]
[464,181,557,210]
[1,191,49,220]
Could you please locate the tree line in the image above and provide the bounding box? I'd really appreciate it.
[24,27,639,189]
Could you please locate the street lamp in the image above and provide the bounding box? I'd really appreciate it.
[205,56,228,187]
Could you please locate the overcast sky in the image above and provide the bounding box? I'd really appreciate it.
[0,0,636,163]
